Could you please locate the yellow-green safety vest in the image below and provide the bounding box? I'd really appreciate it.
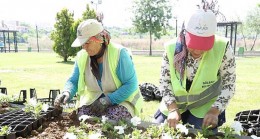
[159,36,228,118]
[75,42,143,116]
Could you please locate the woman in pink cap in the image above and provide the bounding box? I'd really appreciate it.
[154,8,236,132]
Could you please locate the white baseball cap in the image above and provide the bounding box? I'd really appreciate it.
[71,19,104,47]
[185,9,217,50]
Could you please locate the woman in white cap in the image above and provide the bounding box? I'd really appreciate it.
[154,8,236,132]
[54,19,143,120]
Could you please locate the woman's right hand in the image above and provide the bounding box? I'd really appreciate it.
[167,109,181,128]
[54,91,70,108]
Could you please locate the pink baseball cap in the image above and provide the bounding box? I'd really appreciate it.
[185,9,217,51]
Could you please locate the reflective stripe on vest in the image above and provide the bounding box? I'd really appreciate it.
[176,78,221,110]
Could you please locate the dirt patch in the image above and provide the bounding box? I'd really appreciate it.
[16,111,79,139]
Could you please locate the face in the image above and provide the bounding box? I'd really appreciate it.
[82,40,102,56]
[187,47,205,59]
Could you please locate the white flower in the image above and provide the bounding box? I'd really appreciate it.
[78,115,91,122]
[42,104,49,112]
[248,128,253,133]
[230,121,243,135]
[101,115,108,123]
[88,132,102,139]
[251,135,260,139]
[130,116,141,126]
[114,126,125,134]
[176,124,188,135]
[29,98,37,106]
[161,133,173,139]
[63,132,77,139]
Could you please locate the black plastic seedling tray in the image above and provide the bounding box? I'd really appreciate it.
[234,109,260,136]
[0,107,61,138]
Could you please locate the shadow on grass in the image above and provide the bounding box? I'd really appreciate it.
[56,61,74,65]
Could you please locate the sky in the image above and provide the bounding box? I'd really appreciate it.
[0,0,259,28]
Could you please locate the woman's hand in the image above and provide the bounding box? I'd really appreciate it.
[167,102,181,128]
[54,91,70,108]
[202,107,220,128]
[167,109,181,128]
[89,96,111,113]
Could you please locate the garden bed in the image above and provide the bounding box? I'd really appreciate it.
[0,104,255,139]
[8,111,253,139]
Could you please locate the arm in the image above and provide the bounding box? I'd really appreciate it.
[212,44,236,112]
[63,61,79,100]
[107,48,138,105]
[160,52,181,127]
[160,52,177,108]
[203,44,236,128]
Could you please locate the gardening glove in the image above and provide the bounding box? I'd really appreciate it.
[202,107,220,129]
[89,96,111,114]
[54,91,70,109]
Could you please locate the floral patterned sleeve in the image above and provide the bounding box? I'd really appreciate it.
[212,44,236,112]
[159,52,176,107]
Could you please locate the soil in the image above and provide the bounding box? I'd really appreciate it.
[16,110,79,139]
[0,102,10,114]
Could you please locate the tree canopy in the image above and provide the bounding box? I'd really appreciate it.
[132,0,172,55]
[51,8,77,62]
[51,4,97,62]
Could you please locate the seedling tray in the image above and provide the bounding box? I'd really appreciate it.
[235,109,260,136]
[0,107,61,138]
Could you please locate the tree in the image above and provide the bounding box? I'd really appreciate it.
[237,17,248,51]
[82,4,97,20]
[245,4,260,51]
[132,0,172,55]
[51,8,78,62]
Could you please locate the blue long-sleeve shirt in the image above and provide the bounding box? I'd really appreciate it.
[63,48,138,105]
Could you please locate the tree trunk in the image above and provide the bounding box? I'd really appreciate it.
[64,56,68,62]
[149,30,152,56]
[241,35,247,52]
[250,34,258,51]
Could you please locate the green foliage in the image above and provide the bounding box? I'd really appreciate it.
[146,125,164,138]
[196,132,207,139]
[23,98,43,119]
[246,5,260,35]
[82,4,97,20]
[0,126,11,136]
[50,4,98,62]
[51,8,79,62]
[200,126,215,138]
[132,0,172,55]
[0,94,19,103]
[219,126,243,139]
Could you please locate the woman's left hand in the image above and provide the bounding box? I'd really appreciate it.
[202,107,220,129]
[90,96,111,113]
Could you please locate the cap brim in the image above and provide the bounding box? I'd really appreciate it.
[71,38,88,47]
[185,31,215,51]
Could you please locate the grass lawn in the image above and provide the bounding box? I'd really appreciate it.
[0,52,260,126]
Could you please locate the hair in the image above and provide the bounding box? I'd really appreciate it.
[90,36,107,80]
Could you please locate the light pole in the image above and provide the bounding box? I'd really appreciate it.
[174,16,178,37]
[90,0,103,23]
[90,0,102,12]
[36,25,39,52]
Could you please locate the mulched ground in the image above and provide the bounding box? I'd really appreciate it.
[16,111,79,139]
